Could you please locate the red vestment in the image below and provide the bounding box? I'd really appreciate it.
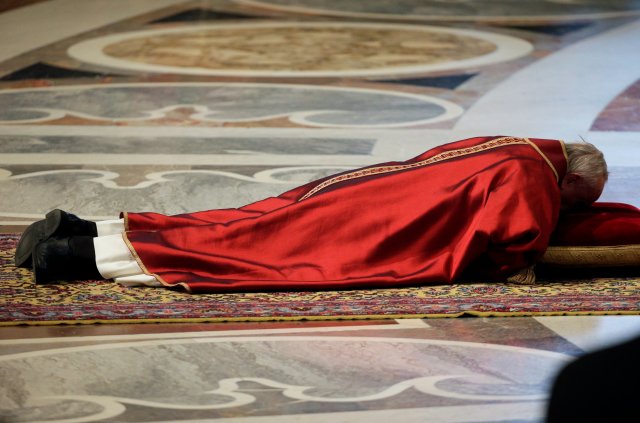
[122,136,568,293]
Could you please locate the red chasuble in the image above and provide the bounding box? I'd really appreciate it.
[122,136,568,293]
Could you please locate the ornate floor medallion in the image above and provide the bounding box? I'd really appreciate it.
[67,22,532,77]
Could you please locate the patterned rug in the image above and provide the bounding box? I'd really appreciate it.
[1,234,639,325]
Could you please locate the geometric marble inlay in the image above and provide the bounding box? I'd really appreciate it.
[235,0,640,22]
[150,8,261,24]
[0,62,122,81]
[0,135,375,155]
[0,336,570,422]
[505,22,592,36]
[0,83,463,128]
[376,74,477,90]
[0,164,351,219]
[67,22,533,77]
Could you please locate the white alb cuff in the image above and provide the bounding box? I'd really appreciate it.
[95,218,126,237]
[93,234,161,287]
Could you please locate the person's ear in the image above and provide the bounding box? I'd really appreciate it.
[563,173,581,185]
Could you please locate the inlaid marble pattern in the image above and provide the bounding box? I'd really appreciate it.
[0,319,583,423]
[0,164,347,219]
[0,130,389,219]
[3,317,640,422]
[236,0,640,21]
[66,22,533,77]
[0,134,376,155]
[453,19,640,135]
[0,128,461,223]
[2,129,640,221]
[0,83,463,128]
[591,79,640,132]
[1,1,640,421]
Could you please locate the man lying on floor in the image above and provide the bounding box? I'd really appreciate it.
[14,136,608,293]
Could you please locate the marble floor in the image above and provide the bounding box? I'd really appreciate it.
[1,0,640,422]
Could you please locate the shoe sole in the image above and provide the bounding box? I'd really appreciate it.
[14,209,63,268]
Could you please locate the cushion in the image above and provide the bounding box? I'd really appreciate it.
[540,202,640,268]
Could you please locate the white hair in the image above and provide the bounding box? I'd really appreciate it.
[565,141,608,185]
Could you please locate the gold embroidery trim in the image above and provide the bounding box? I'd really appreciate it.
[559,140,569,168]
[299,136,530,201]
[122,211,130,231]
[121,232,192,292]
[522,138,561,182]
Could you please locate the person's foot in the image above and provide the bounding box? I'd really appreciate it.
[32,236,102,284]
[15,209,97,269]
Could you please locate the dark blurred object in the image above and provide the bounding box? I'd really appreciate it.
[546,333,640,422]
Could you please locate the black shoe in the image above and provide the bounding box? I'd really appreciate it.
[32,236,102,285]
[15,209,97,269]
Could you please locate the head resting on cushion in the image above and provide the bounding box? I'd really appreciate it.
[561,142,609,210]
